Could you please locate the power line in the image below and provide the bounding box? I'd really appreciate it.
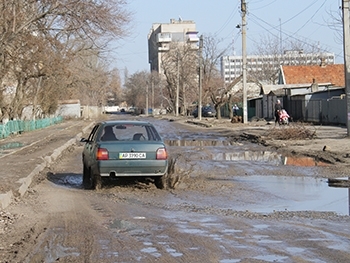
[288,0,327,35]
[249,0,278,10]
[248,10,339,55]
[214,3,240,36]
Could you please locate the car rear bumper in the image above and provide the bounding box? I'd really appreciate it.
[101,171,167,177]
[97,160,168,177]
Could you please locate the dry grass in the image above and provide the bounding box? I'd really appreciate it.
[266,124,316,140]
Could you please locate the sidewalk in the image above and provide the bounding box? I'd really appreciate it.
[0,119,93,209]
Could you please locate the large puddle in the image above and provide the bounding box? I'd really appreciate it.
[233,176,350,216]
[165,139,329,167]
[165,139,349,216]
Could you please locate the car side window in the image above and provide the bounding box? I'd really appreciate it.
[146,126,161,141]
[88,125,100,142]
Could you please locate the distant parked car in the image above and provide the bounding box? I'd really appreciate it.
[81,120,168,190]
[103,105,120,114]
[192,106,216,118]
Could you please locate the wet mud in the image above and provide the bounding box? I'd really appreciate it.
[1,116,350,262]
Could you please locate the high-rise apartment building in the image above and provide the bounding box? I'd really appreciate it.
[221,51,335,83]
[148,18,199,73]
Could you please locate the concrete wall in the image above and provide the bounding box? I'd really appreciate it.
[80,106,102,119]
[57,103,81,118]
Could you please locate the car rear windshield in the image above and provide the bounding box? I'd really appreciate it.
[100,124,162,141]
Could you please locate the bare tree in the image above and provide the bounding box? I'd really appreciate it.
[201,35,229,119]
[124,71,149,110]
[106,68,123,106]
[149,70,165,110]
[0,0,131,120]
[161,42,198,114]
[327,5,343,45]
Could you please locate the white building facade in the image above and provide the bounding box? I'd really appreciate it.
[148,18,199,73]
[220,51,335,83]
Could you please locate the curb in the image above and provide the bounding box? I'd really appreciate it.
[0,122,94,210]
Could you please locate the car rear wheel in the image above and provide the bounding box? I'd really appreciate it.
[83,165,93,189]
[93,173,103,190]
[154,174,167,189]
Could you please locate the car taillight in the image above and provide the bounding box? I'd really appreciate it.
[156,148,167,160]
[97,148,109,160]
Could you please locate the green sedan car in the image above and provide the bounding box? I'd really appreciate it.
[81,120,168,190]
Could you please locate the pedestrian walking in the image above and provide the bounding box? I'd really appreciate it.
[233,104,239,116]
[274,99,282,125]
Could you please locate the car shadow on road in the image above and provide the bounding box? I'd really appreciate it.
[46,172,157,190]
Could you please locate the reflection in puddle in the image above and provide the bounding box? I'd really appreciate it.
[220,259,240,263]
[253,254,288,262]
[166,138,349,215]
[165,139,235,147]
[212,151,281,165]
[328,178,350,188]
[0,141,23,151]
[140,247,161,258]
[282,156,329,166]
[165,247,183,257]
[286,247,305,254]
[215,152,329,167]
[167,139,328,167]
[47,174,82,189]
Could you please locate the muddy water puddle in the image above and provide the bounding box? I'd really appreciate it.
[166,139,328,167]
[166,139,236,147]
[233,176,349,215]
[0,141,23,155]
[166,139,349,215]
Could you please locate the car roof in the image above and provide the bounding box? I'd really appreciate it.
[100,120,153,126]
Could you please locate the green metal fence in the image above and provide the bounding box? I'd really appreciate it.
[0,116,63,139]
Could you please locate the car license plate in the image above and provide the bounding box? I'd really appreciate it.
[119,152,146,159]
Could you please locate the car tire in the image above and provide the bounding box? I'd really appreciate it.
[154,174,167,189]
[93,173,103,190]
[83,165,93,189]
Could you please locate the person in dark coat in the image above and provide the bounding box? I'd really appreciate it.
[274,100,282,124]
[233,104,239,116]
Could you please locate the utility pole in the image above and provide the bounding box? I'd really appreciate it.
[146,82,149,116]
[241,0,248,123]
[176,51,179,117]
[343,0,350,136]
[151,76,154,115]
[198,35,203,120]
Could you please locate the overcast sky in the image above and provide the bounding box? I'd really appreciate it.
[111,0,342,78]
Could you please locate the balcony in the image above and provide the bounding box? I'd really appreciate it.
[158,46,169,51]
[188,43,199,50]
[186,32,199,42]
[157,33,172,43]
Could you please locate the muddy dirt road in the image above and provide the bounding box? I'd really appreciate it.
[1,116,350,263]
